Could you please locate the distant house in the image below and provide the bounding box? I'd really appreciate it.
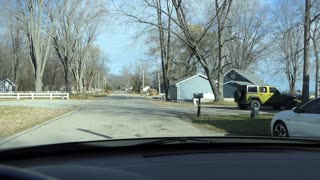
[223,69,268,98]
[0,78,16,93]
[169,74,215,101]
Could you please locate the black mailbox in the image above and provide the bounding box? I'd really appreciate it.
[193,93,203,99]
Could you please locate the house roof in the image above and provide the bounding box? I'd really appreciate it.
[0,78,16,86]
[223,80,254,86]
[225,69,268,86]
[172,74,208,85]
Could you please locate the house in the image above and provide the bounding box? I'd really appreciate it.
[223,69,268,98]
[0,78,16,93]
[169,74,215,101]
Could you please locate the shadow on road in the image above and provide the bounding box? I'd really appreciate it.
[77,128,112,139]
[205,106,238,110]
[104,95,145,100]
[193,119,271,136]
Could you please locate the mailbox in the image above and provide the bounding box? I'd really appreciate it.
[193,93,203,99]
[193,93,203,117]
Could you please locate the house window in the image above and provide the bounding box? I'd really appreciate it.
[231,74,235,79]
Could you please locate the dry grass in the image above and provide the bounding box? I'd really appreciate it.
[0,106,72,138]
[70,93,109,100]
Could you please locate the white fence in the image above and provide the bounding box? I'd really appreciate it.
[16,91,66,93]
[0,93,69,100]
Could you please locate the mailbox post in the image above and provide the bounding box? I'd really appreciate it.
[193,93,203,117]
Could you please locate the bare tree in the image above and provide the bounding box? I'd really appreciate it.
[51,0,107,94]
[225,0,270,70]
[302,0,311,103]
[214,0,233,100]
[155,0,173,100]
[10,0,58,92]
[114,0,233,101]
[8,21,23,91]
[273,0,304,95]
[114,0,174,100]
[42,53,64,91]
[311,0,320,97]
[311,20,320,97]
[83,46,109,91]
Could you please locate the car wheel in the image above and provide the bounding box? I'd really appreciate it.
[273,121,289,137]
[285,100,295,110]
[272,105,281,110]
[250,100,261,109]
[238,103,247,110]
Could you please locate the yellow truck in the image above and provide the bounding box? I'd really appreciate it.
[234,85,298,110]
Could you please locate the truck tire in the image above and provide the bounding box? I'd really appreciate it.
[233,90,241,101]
[238,103,247,110]
[250,99,261,109]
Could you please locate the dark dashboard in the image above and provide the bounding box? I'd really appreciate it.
[1,138,320,180]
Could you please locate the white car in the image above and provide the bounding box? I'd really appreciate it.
[271,98,320,137]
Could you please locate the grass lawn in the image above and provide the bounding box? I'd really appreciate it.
[192,114,274,136]
[0,106,72,138]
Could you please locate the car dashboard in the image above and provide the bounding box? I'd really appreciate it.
[1,142,320,180]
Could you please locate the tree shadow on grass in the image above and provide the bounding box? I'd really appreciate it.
[193,119,272,136]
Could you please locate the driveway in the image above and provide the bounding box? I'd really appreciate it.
[0,92,225,149]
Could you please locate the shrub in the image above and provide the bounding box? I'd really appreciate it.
[148,88,158,96]
[104,84,112,92]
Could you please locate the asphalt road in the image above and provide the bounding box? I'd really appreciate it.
[0,92,226,149]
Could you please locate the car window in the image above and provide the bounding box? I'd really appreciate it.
[269,87,278,93]
[259,87,267,93]
[300,99,320,114]
[247,86,258,93]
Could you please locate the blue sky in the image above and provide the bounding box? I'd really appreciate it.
[96,23,147,74]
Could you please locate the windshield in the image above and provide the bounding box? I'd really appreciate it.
[0,0,319,149]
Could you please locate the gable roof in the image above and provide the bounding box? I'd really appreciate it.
[224,69,268,86]
[0,78,16,86]
[173,74,208,85]
[223,80,254,86]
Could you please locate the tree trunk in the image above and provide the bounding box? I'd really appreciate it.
[12,62,20,92]
[215,0,225,101]
[289,79,296,95]
[64,63,72,94]
[35,68,42,92]
[302,0,311,103]
[204,67,220,101]
[79,72,84,94]
[313,36,320,97]
[217,28,224,101]
[316,60,319,97]
[157,0,169,101]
